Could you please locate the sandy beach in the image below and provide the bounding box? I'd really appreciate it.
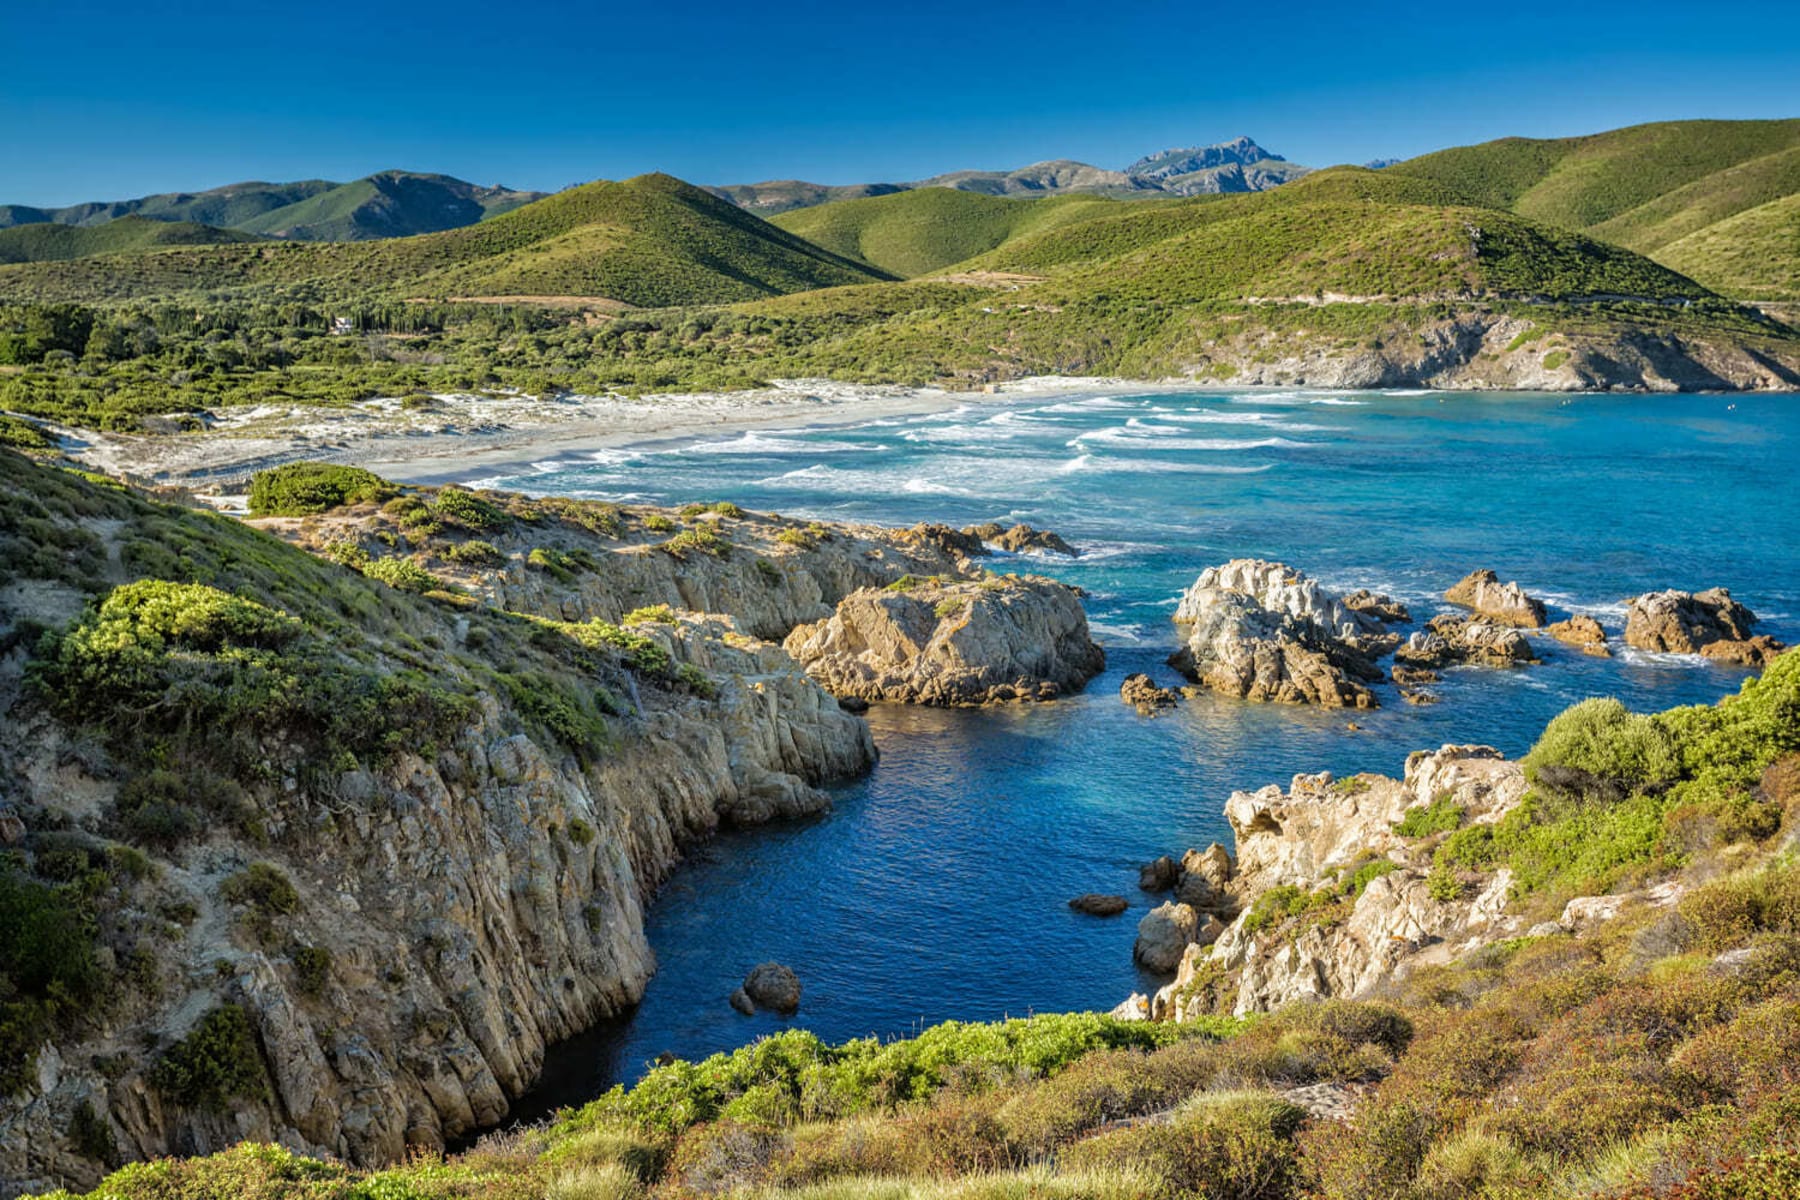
[51,375,1190,492]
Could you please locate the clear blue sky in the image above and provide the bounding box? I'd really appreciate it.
[4,0,1798,206]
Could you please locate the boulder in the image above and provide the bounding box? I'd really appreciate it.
[1444,569,1546,628]
[1624,587,1783,665]
[964,522,1080,558]
[728,988,755,1015]
[1069,893,1130,917]
[1546,614,1611,656]
[783,575,1105,706]
[1139,856,1181,893]
[1170,560,1387,708]
[1184,843,1235,892]
[741,962,802,1015]
[1341,589,1411,624]
[1135,902,1200,973]
[1395,614,1536,669]
[1120,672,1182,715]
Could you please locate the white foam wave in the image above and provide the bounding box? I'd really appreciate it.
[1071,427,1311,452]
[682,431,878,455]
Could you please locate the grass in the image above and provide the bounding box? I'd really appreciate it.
[0,217,264,264]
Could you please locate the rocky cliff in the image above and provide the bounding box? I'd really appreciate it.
[0,455,1086,1195]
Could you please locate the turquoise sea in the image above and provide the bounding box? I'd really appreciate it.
[474,388,1800,1117]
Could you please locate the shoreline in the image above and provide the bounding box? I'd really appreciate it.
[56,376,1199,492]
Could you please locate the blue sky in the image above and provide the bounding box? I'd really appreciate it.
[4,0,1798,205]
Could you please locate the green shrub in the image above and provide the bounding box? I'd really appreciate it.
[444,539,505,567]
[291,945,331,997]
[0,870,103,1094]
[934,597,967,620]
[642,514,676,534]
[432,487,511,532]
[1063,1090,1306,1200]
[755,558,781,585]
[500,670,611,760]
[623,605,677,626]
[566,818,597,847]
[220,862,300,917]
[661,526,729,559]
[362,555,438,593]
[1394,794,1464,838]
[151,1004,269,1110]
[0,415,57,453]
[247,463,394,516]
[711,501,744,519]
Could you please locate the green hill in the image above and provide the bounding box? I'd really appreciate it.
[1390,119,1800,298]
[0,216,264,264]
[957,167,1708,302]
[0,173,543,242]
[769,189,1157,278]
[0,174,891,306]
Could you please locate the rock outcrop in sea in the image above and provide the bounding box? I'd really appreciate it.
[1169,560,1399,708]
[1394,613,1538,669]
[1444,568,1547,627]
[1547,614,1611,656]
[783,575,1105,706]
[1624,587,1785,665]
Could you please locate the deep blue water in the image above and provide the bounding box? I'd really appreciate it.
[476,387,1800,1117]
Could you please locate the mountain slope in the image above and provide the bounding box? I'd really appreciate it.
[711,138,1307,216]
[1389,119,1800,297]
[1655,191,1800,300]
[769,189,1162,278]
[0,173,544,242]
[0,216,265,263]
[0,174,891,306]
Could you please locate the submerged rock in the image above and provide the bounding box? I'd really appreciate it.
[1547,614,1611,656]
[741,963,802,1014]
[783,575,1104,706]
[1120,672,1182,715]
[1170,559,1388,708]
[1444,569,1547,628]
[1624,588,1784,664]
[1069,893,1130,917]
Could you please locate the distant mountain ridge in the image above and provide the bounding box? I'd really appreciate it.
[707,137,1311,214]
[0,171,545,242]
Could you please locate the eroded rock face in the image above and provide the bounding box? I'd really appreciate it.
[1445,569,1546,628]
[1342,589,1411,625]
[1547,614,1611,656]
[782,576,1104,706]
[1395,614,1536,669]
[1624,588,1785,665]
[1170,560,1387,708]
[1149,746,1530,1020]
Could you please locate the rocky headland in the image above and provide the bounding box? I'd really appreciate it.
[0,451,1098,1194]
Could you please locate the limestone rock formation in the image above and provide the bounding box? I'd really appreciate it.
[1444,569,1547,627]
[1395,613,1536,669]
[1624,588,1785,665]
[1170,560,1389,708]
[1120,672,1182,715]
[1069,894,1130,917]
[782,575,1105,706]
[740,963,802,1014]
[1148,746,1531,1020]
[1547,614,1611,656]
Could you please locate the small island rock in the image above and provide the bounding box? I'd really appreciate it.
[741,962,802,1015]
[1624,588,1785,665]
[1121,672,1182,715]
[1069,893,1130,916]
[1445,569,1547,628]
[1139,856,1181,892]
[1546,614,1611,656]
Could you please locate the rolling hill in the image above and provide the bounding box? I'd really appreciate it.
[0,216,265,263]
[0,172,544,242]
[0,173,890,307]
[1389,119,1800,298]
[768,189,1171,278]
